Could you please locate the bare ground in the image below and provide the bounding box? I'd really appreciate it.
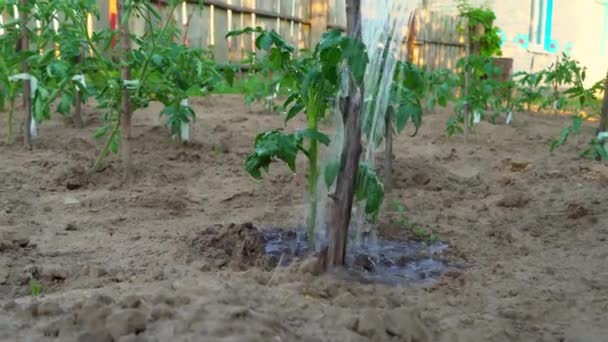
[1,94,607,342]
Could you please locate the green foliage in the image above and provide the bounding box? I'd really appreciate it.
[244,129,330,179]
[581,137,608,161]
[550,115,583,151]
[225,27,296,111]
[449,54,502,135]
[355,164,384,221]
[234,27,372,237]
[29,278,42,297]
[457,0,502,57]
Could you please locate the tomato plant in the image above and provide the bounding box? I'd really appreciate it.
[230,28,384,242]
[91,0,225,172]
[0,1,23,144]
[447,54,502,135]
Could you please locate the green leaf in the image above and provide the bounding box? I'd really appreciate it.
[29,279,42,297]
[571,115,583,134]
[57,94,73,115]
[596,144,608,160]
[255,33,273,50]
[341,38,369,85]
[244,130,302,179]
[295,129,331,146]
[226,26,263,39]
[355,163,384,221]
[110,134,120,154]
[285,101,304,122]
[94,125,110,138]
[550,127,570,152]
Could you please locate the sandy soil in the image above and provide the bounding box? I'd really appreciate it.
[1,94,607,342]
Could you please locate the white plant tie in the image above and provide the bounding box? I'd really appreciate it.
[123,79,140,89]
[473,111,481,124]
[13,5,19,29]
[72,74,86,91]
[9,73,38,98]
[598,131,608,143]
[8,73,38,138]
[506,111,513,125]
[552,100,558,110]
[0,14,5,35]
[179,98,190,142]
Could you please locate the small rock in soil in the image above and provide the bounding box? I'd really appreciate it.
[105,309,147,339]
[412,173,431,186]
[14,238,30,248]
[385,308,431,341]
[352,254,375,272]
[77,330,113,342]
[118,334,148,342]
[496,192,530,208]
[40,264,68,281]
[150,304,175,321]
[0,268,9,284]
[66,181,82,190]
[511,161,531,172]
[355,308,383,337]
[78,305,112,332]
[120,295,143,309]
[38,301,63,316]
[65,223,78,231]
[566,203,589,219]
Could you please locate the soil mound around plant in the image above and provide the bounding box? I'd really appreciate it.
[191,222,272,271]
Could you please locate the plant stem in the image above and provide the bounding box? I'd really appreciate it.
[306,100,319,246]
[307,136,318,245]
[7,97,15,145]
[137,3,178,93]
[118,0,133,182]
[91,119,120,172]
[384,107,393,193]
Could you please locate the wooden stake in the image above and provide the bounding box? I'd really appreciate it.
[118,0,133,182]
[326,0,363,267]
[463,20,470,143]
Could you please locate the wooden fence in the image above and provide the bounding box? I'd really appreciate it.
[409,9,465,70]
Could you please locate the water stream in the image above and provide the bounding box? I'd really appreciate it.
[311,0,421,246]
[292,0,449,285]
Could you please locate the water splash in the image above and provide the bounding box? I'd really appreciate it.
[263,227,448,286]
[311,0,421,255]
[355,0,420,242]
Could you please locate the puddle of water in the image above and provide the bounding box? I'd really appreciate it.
[261,228,449,286]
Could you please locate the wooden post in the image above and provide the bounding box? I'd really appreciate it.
[310,0,328,44]
[599,69,608,133]
[326,0,363,267]
[20,0,32,149]
[118,0,133,181]
[463,19,470,143]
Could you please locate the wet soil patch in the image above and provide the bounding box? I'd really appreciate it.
[191,223,273,270]
[262,228,449,286]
